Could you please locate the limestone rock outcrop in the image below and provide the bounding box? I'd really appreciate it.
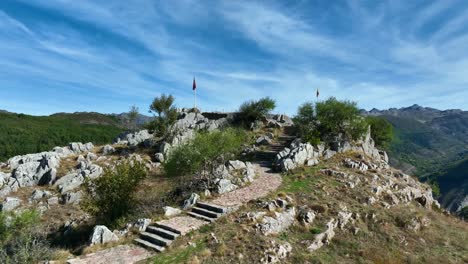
[212,160,256,194]
[0,142,94,198]
[89,225,119,245]
[114,130,152,147]
[261,241,293,263]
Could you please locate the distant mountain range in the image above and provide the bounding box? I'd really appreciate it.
[362,104,468,213]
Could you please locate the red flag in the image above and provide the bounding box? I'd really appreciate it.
[193,78,197,91]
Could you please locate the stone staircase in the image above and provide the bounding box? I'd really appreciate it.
[255,132,296,163]
[187,201,226,222]
[134,202,226,252]
[134,129,295,253]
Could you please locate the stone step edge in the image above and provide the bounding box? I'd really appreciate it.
[134,238,165,252]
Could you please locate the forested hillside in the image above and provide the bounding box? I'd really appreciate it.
[362,105,468,213]
[0,111,124,161]
[429,158,468,214]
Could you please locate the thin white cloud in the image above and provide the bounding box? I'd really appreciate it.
[1,0,468,116]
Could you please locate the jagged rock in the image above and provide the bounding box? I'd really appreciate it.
[61,191,83,205]
[257,207,296,235]
[114,130,152,147]
[89,225,119,245]
[69,142,94,154]
[343,158,368,171]
[8,152,60,187]
[0,178,19,198]
[154,153,165,163]
[323,149,336,159]
[102,145,116,155]
[239,211,267,223]
[256,135,272,146]
[215,179,238,194]
[0,197,21,211]
[298,207,316,225]
[159,142,172,156]
[86,152,97,161]
[274,143,318,172]
[261,241,292,263]
[183,193,199,210]
[55,172,84,194]
[47,196,59,205]
[337,208,353,229]
[134,218,151,231]
[163,206,182,217]
[29,189,52,202]
[212,161,256,193]
[227,160,247,171]
[0,172,9,188]
[308,219,337,252]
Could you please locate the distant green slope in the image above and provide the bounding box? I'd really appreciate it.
[0,112,124,161]
[384,115,466,176]
[428,158,468,212]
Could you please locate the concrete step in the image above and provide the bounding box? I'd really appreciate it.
[146,226,180,240]
[140,232,173,247]
[192,206,221,218]
[196,202,226,213]
[134,238,165,252]
[154,223,182,235]
[187,211,215,222]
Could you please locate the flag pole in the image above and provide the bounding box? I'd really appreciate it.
[194,88,197,110]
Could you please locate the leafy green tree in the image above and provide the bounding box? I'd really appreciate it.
[294,97,367,145]
[315,97,367,142]
[83,161,147,226]
[147,94,178,137]
[0,210,52,263]
[294,102,320,145]
[238,97,276,126]
[366,116,394,148]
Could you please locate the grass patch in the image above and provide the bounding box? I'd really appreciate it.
[150,241,206,264]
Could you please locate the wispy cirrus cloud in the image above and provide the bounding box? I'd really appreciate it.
[0,0,468,116]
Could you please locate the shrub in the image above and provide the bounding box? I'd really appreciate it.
[315,97,367,142]
[237,97,276,126]
[147,94,178,137]
[0,210,52,263]
[294,102,321,145]
[164,128,247,178]
[366,116,393,148]
[293,97,367,145]
[83,161,147,226]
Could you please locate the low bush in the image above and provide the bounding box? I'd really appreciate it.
[237,97,276,126]
[294,97,367,145]
[146,94,178,137]
[164,128,247,178]
[365,116,393,148]
[83,160,147,226]
[0,210,52,263]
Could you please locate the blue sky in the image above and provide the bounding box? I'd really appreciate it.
[1,0,468,115]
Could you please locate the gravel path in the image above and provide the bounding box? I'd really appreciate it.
[157,215,208,235]
[66,245,153,264]
[65,162,282,263]
[211,163,282,207]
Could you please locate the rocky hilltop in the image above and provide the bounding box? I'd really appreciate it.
[0,108,466,263]
[362,104,468,216]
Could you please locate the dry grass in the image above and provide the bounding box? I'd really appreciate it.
[147,156,468,264]
[56,155,78,177]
